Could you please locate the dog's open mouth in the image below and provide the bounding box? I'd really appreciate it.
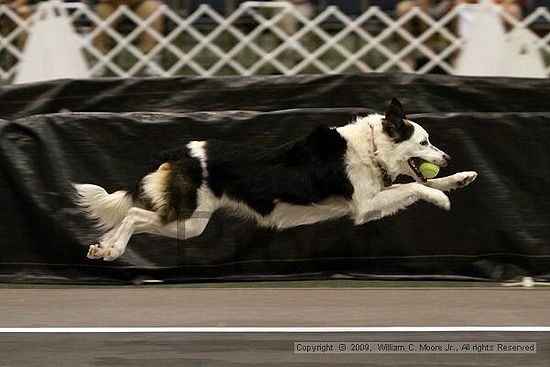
[408,157,429,182]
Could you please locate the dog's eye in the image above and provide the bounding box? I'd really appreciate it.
[420,140,428,146]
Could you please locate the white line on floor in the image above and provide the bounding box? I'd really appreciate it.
[0,327,548,333]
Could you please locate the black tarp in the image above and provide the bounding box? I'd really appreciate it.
[0,74,549,284]
[2,74,550,119]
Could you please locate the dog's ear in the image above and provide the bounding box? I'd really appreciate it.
[385,98,405,126]
[383,98,413,142]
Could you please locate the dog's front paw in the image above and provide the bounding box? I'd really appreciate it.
[87,244,106,259]
[421,188,451,211]
[445,171,478,190]
[455,171,478,189]
[433,191,451,211]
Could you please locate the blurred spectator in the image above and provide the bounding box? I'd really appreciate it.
[0,0,31,49]
[278,0,315,36]
[93,0,164,75]
[396,0,454,19]
[1,0,31,20]
[396,0,522,19]
[0,0,31,73]
[394,0,523,70]
[455,0,522,18]
[394,1,454,70]
[454,0,523,40]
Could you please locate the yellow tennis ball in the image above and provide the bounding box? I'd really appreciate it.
[419,161,440,179]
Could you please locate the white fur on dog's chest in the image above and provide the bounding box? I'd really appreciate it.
[336,115,385,218]
[345,159,384,218]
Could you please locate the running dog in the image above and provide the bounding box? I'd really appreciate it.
[75,98,477,261]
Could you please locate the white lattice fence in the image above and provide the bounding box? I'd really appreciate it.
[0,1,549,81]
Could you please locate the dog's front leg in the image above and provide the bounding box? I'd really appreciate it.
[354,183,450,225]
[425,171,478,191]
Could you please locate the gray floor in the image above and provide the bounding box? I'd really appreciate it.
[1,332,548,366]
[1,288,548,327]
[1,287,548,366]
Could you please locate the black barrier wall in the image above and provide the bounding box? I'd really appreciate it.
[0,74,549,283]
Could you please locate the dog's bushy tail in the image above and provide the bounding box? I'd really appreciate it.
[73,183,133,230]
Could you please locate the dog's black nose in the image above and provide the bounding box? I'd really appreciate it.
[442,154,451,166]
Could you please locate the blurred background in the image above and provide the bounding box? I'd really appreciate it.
[0,0,548,83]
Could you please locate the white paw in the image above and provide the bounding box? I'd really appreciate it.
[87,244,106,259]
[435,192,451,210]
[103,245,124,261]
[423,189,451,210]
[451,171,478,189]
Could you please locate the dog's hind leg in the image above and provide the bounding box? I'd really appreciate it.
[354,183,450,225]
[87,207,162,260]
[98,207,160,261]
[95,156,215,261]
[157,207,213,240]
[101,199,216,261]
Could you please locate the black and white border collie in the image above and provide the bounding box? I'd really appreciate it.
[75,98,477,261]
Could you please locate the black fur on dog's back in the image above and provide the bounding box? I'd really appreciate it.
[205,126,354,216]
[130,126,354,222]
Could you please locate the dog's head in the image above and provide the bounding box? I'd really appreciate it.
[376,98,451,182]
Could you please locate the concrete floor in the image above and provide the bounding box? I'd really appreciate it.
[1,332,548,367]
[1,287,548,366]
[1,288,548,327]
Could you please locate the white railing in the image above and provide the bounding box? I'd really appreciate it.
[0,1,548,81]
